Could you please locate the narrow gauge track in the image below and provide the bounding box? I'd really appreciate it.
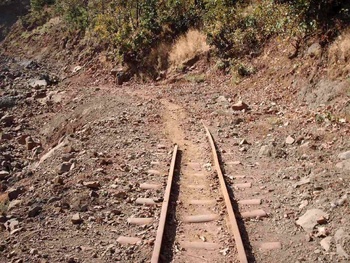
[117,124,272,262]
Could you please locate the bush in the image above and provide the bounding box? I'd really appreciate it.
[55,0,89,31]
[277,0,350,38]
[30,0,55,12]
[22,0,350,72]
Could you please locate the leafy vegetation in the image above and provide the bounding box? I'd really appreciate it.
[25,0,350,69]
[30,0,55,12]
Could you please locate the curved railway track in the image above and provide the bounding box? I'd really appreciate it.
[117,123,275,262]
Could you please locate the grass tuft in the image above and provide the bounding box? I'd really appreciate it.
[169,29,210,67]
[328,30,350,78]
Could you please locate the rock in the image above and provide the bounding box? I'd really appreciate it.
[53,176,64,185]
[338,151,350,160]
[33,89,47,99]
[320,237,332,251]
[28,79,47,89]
[64,145,76,153]
[89,191,99,198]
[157,144,166,150]
[4,219,19,232]
[231,118,243,125]
[0,132,12,141]
[307,42,322,58]
[335,160,350,171]
[83,181,100,189]
[0,171,9,180]
[182,55,199,68]
[296,209,328,233]
[25,136,37,151]
[71,213,83,224]
[62,153,74,162]
[0,244,5,252]
[19,60,38,69]
[300,142,310,148]
[0,96,16,109]
[114,190,127,199]
[335,228,347,243]
[334,228,350,259]
[35,139,68,169]
[217,96,229,105]
[258,145,272,157]
[259,242,282,251]
[17,135,29,145]
[299,200,309,210]
[0,215,7,223]
[337,244,349,259]
[28,206,42,217]
[58,162,72,174]
[73,66,82,73]
[305,233,313,242]
[239,139,249,145]
[111,67,130,85]
[285,135,295,145]
[29,249,38,255]
[1,114,14,127]
[232,100,249,111]
[317,216,328,225]
[239,146,247,152]
[101,244,115,258]
[7,200,22,211]
[294,177,311,188]
[67,257,78,263]
[336,194,347,206]
[7,187,25,201]
[317,227,329,237]
[111,209,121,215]
[0,193,9,205]
[70,197,88,212]
[49,91,64,103]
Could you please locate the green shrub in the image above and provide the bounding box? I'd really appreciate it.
[54,0,89,31]
[22,0,350,72]
[30,0,55,12]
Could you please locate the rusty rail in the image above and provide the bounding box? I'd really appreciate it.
[151,144,178,263]
[203,124,248,263]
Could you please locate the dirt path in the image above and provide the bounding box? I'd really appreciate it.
[159,99,237,262]
[1,70,348,263]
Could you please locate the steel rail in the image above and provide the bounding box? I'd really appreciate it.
[151,144,178,263]
[203,124,248,263]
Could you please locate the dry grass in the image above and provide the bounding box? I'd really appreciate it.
[169,29,210,67]
[328,31,350,78]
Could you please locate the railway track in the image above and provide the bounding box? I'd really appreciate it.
[117,124,278,262]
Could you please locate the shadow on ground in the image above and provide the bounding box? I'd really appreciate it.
[215,142,257,263]
[0,0,30,42]
[160,149,182,263]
